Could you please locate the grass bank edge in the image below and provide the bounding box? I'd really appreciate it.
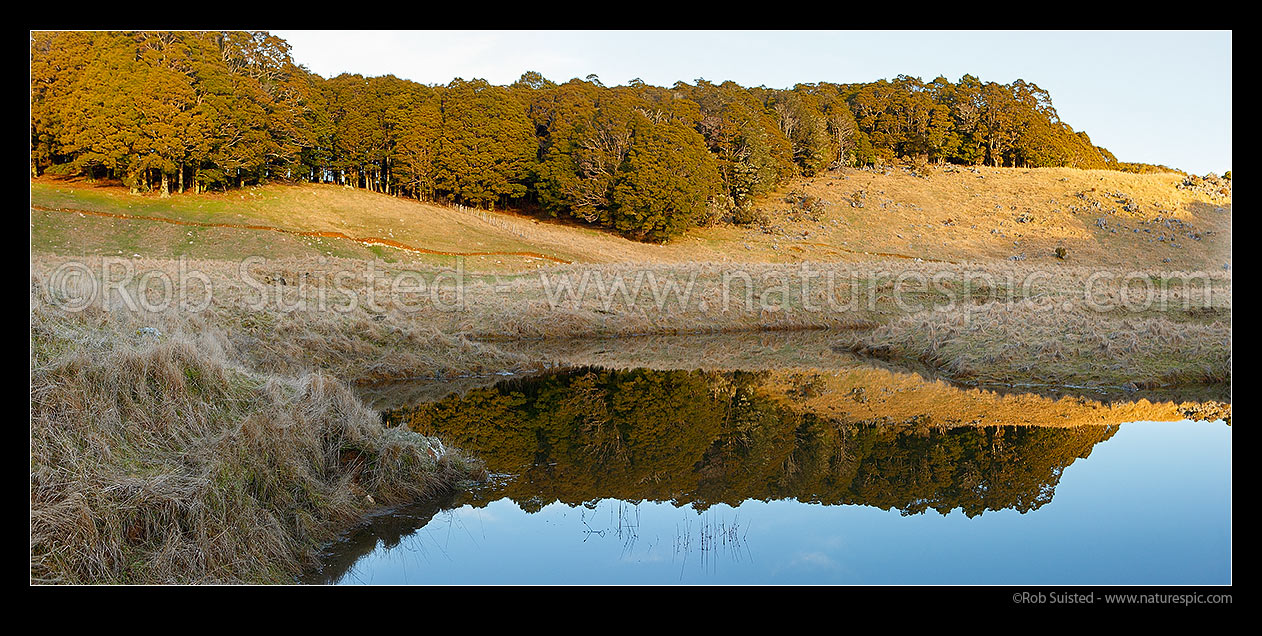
[30,295,488,584]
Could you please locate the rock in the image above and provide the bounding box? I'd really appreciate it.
[137,327,161,337]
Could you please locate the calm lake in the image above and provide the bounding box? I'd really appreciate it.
[305,350,1231,585]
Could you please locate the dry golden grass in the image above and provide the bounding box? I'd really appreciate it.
[745,165,1232,269]
[839,298,1231,389]
[30,256,534,385]
[32,253,1231,389]
[30,292,487,584]
[32,163,1231,272]
[31,178,706,269]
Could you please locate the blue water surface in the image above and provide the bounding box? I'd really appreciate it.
[325,419,1230,585]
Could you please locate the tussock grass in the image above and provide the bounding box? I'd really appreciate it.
[31,253,1231,388]
[30,257,532,384]
[839,299,1231,389]
[30,291,486,584]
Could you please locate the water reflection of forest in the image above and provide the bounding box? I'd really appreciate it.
[388,367,1121,517]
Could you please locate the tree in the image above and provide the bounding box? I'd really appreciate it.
[679,80,794,206]
[762,87,833,175]
[433,79,536,208]
[392,84,443,199]
[609,112,723,242]
[533,79,632,222]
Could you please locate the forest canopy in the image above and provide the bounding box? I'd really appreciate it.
[31,31,1159,242]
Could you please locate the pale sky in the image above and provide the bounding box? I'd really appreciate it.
[274,30,1232,175]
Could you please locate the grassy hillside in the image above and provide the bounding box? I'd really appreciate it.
[31,164,1230,271]
[753,165,1231,268]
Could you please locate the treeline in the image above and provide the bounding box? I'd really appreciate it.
[32,31,1140,242]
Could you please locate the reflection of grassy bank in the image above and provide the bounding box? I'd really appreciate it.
[758,367,1230,427]
[30,296,485,584]
[490,330,1232,404]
